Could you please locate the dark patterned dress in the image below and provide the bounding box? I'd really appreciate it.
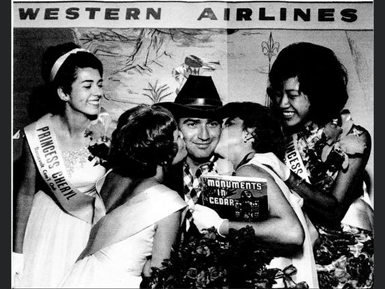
[284,110,374,289]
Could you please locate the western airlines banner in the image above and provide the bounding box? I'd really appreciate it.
[14,1,372,29]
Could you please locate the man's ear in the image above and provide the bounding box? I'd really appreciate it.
[57,87,70,102]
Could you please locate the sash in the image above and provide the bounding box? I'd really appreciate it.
[78,184,187,260]
[284,134,311,183]
[241,157,319,288]
[24,114,104,224]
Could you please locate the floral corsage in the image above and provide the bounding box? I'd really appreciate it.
[85,111,115,167]
[321,110,367,171]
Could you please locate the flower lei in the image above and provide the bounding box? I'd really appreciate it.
[314,224,374,289]
[84,111,115,167]
[291,110,374,289]
[147,226,309,289]
[294,110,367,193]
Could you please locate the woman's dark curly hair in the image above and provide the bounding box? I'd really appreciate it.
[267,42,349,126]
[219,102,286,161]
[108,104,178,178]
[40,42,104,115]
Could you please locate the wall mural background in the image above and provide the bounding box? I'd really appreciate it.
[13,27,374,202]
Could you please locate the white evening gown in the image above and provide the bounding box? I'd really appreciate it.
[244,156,319,289]
[59,225,154,288]
[59,184,187,288]
[18,146,106,288]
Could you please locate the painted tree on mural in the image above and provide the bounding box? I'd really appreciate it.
[71,28,224,105]
[72,28,224,76]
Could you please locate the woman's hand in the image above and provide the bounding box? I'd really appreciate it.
[192,204,228,236]
[254,152,291,181]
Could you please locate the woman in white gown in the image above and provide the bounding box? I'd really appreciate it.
[192,102,319,288]
[13,42,109,287]
[59,104,188,288]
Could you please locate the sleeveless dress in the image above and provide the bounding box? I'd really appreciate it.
[243,157,319,289]
[285,110,373,231]
[283,111,374,288]
[17,115,107,288]
[58,184,187,288]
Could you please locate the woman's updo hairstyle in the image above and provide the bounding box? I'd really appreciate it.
[219,101,286,161]
[267,42,349,125]
[108,105,178,178]
[40,42,103,114]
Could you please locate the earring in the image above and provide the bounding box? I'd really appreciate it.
[244,136,254,143]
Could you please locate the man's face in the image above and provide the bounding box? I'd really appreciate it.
[178,117,221,162]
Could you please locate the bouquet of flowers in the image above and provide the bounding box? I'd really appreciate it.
[147,226,309,289]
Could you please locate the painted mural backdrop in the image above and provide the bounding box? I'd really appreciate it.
[13,1,373,201]
[68,28,373,129]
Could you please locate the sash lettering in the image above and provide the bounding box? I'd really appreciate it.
[24,115,96,223]
[285,134,311,183]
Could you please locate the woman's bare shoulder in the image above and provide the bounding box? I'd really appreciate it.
[235,164,275,181]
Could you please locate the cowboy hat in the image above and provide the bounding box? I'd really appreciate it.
[156,75,223,119]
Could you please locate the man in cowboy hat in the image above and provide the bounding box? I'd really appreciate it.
[159,75,223,181]
[156,75,225,237]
